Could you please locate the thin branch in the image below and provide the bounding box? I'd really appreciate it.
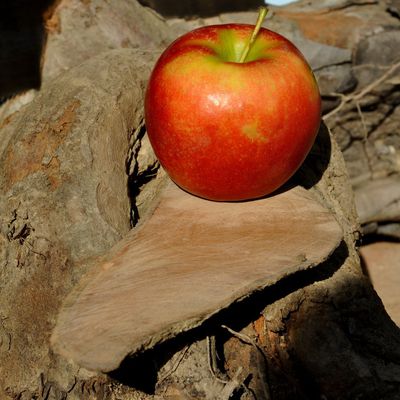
[207,336,230,384]
[352,63,397,71]
[207,335,253,399]
[157,344,190,384]
[355,101,368,138]
[221,325,258,347]
[323,60,400,121]
[220,366,244,400]
[207,336,229,384]
[354,60,400,101]
[355,101,375,177]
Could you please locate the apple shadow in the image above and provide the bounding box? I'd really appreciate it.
[284,121,332,192]
[246,121,332,201]
[242,121,332,200]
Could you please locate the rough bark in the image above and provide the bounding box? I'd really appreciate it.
[0,1,399,399]
[0,48,164,399]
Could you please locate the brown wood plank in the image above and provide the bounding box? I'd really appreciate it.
[51,180,343,372]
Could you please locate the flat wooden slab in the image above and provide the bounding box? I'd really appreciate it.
[51,181,342,372]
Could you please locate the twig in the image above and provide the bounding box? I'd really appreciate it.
[220,366,244,400]
[157,344,190,384]
[355,101,368,138]
[353,60,400,101]
[207,335,254,399]
[323,60,400,121]
[352,63,397,71]
[355,100,375,176]
[207,336,230,384]
[221,325,259,347]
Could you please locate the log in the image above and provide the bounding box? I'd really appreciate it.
[1,1,400,399]
[0,48,164,399]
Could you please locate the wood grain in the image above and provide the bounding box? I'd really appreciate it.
[51,180,343,372]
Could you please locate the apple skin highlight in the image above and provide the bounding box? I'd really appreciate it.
[145,24,321,201]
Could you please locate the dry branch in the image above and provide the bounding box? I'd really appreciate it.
[323,60,400,120]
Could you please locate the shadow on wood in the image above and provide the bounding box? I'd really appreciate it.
[292,122,332,191]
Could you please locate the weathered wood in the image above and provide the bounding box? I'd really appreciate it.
[52,179,342,372]
[1,1,400,399]
[355,176,400,225]
[41,0,175,84]
[0,48,164,399]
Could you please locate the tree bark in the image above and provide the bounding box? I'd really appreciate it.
[1,1,400,399]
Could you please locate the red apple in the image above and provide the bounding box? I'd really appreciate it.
[145,11,321,201]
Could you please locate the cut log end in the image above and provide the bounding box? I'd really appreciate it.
[51,180,343,372]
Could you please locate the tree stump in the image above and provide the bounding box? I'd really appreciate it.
[1,1,400,399]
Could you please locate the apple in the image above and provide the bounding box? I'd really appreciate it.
[145,8,321,201]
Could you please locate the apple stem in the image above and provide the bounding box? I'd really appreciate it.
[239,6,268,63]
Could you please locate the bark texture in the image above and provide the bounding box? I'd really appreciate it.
[0,48,165,399]
[0,1,399,399]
